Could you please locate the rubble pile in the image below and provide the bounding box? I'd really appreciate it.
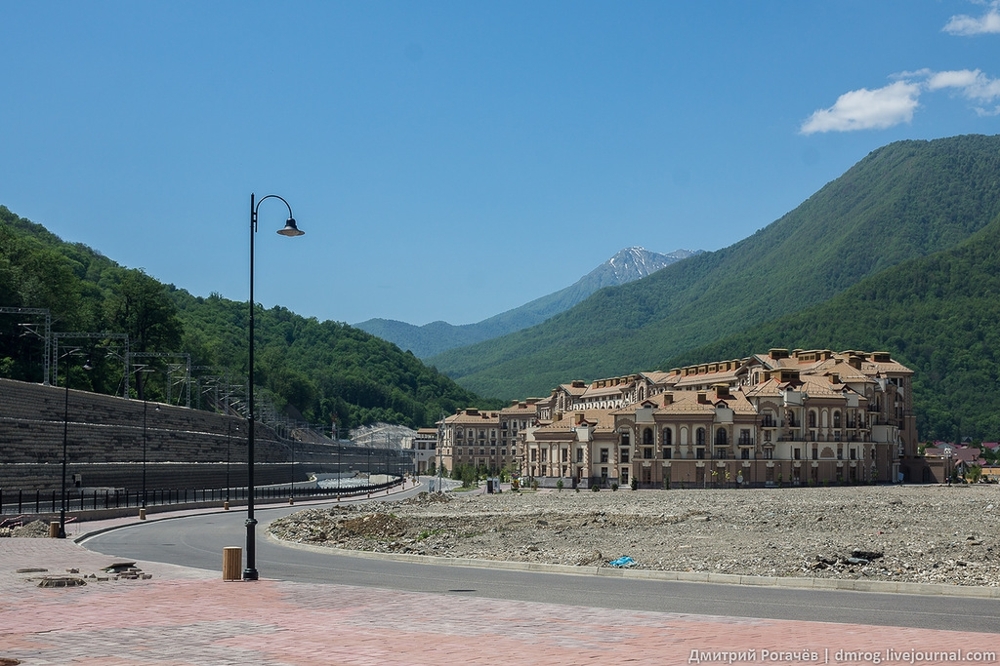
[270,484,1000,586]
[0,520,52,538]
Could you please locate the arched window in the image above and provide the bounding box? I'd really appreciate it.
[621,431,630,447]
[662,427,672,448]
[715,427,728,446]
[696,428,706,446]
[642,427,654,445]
[808,410,817,428]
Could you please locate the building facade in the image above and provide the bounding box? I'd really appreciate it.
[445,349,919,488]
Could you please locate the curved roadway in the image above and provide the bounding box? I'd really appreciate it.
[81,484,1000,634]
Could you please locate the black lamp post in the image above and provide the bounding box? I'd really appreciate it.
[58,350,91,539]
[245,193,303,581]
[226,422,238,506]
[134,364,156,519]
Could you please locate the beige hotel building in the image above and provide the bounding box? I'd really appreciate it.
[438,349,919,487]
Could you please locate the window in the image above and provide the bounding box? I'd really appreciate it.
[621,432,630,447]
[696,448,705,459]
[663,448,672,459]
[715,448,728,459]
[643,428,654,445]
[833,411,841,429]
[576,448,584,463]
[808,411,817,428]
[621,468,629,484]
[561,448,568,462]
[530,450,537,462]
[812,446,818,460]
[663,428,672,448]
[643,447,653,459]
[793,448,801,460]
[600,448,609,463]
[740,448,750,460]
[621,448,630,463]
[715,428,728,446]
[696,428,706,446]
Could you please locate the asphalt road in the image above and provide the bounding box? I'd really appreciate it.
[80,492,1000,634]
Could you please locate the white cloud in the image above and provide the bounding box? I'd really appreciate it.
[799,81,921,135]
[926,69,983,90]
[943,2,1000,35]
[926,68,1000,113]
[801,69,1000,134]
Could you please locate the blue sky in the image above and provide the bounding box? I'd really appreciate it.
[2,1,999,326]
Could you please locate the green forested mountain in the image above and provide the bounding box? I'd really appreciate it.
[429,135,1000,405]
[663,217,1000,442]
[0,206,490,429]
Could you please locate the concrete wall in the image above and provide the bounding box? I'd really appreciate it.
[0,378,364,491]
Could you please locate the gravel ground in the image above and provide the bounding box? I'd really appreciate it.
[270,484,1000,587]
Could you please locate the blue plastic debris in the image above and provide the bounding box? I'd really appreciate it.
[608,556,636,568]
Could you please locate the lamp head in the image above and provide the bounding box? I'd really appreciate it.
[277,217,304,237]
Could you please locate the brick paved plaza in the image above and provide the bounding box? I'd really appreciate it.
[3,524,1000,665]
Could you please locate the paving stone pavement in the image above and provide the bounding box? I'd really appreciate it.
[4,499,1000,665]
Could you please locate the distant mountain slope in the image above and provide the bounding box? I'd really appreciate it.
[429,134,1000,400]
[355,247,699,358]
[663,214,1000,441]
[0,206,490,429]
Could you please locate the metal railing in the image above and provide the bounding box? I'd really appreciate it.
[0,477,403,515]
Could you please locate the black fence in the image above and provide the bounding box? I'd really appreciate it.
[0,477,402,516]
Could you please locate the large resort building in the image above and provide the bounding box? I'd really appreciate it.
[438,349,919,488]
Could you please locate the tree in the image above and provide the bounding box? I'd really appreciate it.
[105,268,182,398]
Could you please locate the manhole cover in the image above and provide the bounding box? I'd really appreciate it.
[36,576,86,588]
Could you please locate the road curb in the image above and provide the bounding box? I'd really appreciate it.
[266,532,1000,598]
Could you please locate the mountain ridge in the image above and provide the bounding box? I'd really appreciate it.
[428,134,1000,401]
[355,246,700,358]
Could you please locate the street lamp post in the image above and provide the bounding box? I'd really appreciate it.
[134,364,156,519]
[245,193,304,581]
[58,350,91,539]
[945,448,953,486]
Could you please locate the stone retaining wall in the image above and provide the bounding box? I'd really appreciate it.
[0,378,370,490]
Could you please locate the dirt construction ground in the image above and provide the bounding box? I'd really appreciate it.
[269,483,1000,587]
